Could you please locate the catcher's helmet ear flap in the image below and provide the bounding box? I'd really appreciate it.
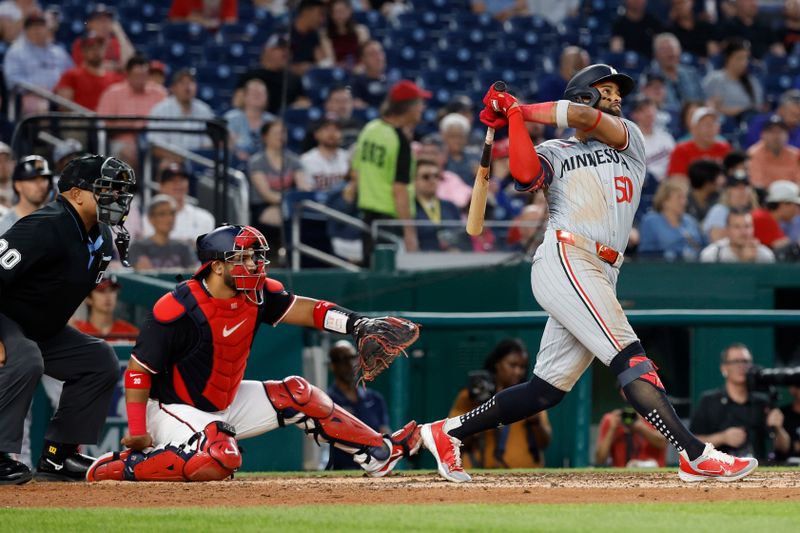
[563,64,636,108]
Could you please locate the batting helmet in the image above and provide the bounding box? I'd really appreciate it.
[195,225,270,304]
[58,154,135,226]
[563,64,636,109]
[13,155,54,181]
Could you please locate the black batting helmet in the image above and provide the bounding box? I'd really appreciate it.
[563,64,636,109]
[13,155,53,181]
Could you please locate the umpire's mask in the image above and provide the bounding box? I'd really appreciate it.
[59,154,136,226]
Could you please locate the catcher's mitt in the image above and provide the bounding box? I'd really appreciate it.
[353,316,420,383]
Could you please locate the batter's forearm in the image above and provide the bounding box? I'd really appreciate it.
[507,106,541,185]
[518,101,627,148]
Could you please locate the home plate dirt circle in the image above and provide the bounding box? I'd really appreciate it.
[3,471,799,507]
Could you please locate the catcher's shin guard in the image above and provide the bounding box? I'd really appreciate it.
[265,376,386,453]
[86,422,241,482]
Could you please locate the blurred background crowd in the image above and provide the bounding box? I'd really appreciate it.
[0,0,798,271]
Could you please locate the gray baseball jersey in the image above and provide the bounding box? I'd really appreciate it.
[530,118,646,391]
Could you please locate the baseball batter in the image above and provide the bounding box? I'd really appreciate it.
[86,225,421,482]
[421,65,758,483]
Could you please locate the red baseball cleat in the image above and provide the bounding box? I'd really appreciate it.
[420,419,471,483]
[363,420,423,478]
[678,443,758,482]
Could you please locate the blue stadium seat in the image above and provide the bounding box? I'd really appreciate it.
[352,107,379,123]
[283,107,323,126]
[397,11,444,32]
[448,13,503,39]
[353,10,388,31]
[148,43,192,70]
[161,23,207,47]
[385,46,424,77]
[423,68,466,92]
[303,68,349,102]
[382,27,428,51]
[431,48,478,74]
[218,22,261,43]
[195,64,234,89]
[488,48,537,72]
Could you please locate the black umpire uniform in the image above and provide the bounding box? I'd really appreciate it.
[0,154,135,484]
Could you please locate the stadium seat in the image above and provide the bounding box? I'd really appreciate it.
[385,47,425,77]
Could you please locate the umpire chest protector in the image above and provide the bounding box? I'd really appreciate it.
[154,279,259,412]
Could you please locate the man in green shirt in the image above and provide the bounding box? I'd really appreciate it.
[353,79,430,263]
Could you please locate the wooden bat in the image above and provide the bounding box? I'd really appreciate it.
[466,80,506,237]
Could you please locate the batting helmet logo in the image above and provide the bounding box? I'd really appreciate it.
[563,64,636,109]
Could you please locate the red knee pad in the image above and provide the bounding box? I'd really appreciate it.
[130,449,188,482]
[184,421,241,481]
[265,376,334,419]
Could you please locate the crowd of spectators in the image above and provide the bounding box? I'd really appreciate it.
[0,0,799,269]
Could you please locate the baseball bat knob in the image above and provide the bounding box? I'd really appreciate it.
[493,80,507,92]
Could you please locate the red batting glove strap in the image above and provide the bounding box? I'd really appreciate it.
[126,401,147,436]
[479,107,508,129]
[482,86,518,114]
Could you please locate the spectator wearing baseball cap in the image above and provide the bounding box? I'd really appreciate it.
[73,274,139,343]
[743,89,800,149]
[70,4,134,72]
[751,180,800,250]
[746,116,800,190]
[0,155,54,235]
[168,0,238,30]
[141,163,214,245]
[666,106,731,179]
[148,60,167,87]
[702,152,758,243]
[353,79,431,262]
[129,194,197,271]
[54,30,124,111]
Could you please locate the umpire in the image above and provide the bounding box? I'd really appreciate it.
[0,154,135,484]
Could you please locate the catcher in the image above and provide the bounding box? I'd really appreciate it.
[87,224,420,482]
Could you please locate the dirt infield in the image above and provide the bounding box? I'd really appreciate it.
[3,471,800,507]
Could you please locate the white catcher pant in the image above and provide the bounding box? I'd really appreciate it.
[531,230,639,391]
[147,380,279,447]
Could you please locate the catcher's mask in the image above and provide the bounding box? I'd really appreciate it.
[195,224,270,305]
[563,63,635,109]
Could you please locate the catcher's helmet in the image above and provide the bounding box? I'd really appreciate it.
[195,224,270,304]
[13,155,54,182]
[563,64,636,109]
[58,154,135,226]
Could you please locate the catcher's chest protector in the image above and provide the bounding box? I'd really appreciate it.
[164,280,259,411]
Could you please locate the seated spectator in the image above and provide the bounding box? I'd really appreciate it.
[747,116,800,191]
[3,13,72,116]
[148,60,167,87]
[148,68,216,159]
[423,96,484,147]
[168,0,237,29]
[686,160,723,222]
[129,194,197,271]
[526,0,580,26]
[0,155,53,235]
[744,89,800,149]
[326,172,362,264]
[718,0,782,59]
[223,79,276,162]
[414,159,462,252]
[537,46,590,105]
[0,0,39,45]
[776,385,800,463]
[780,0,800,55]
[415,139,473,210]
[52,139,84,175]
[667,0,718,58]
[470,0,528,22]
[610,0,663,58]
[666,107,731,179]
[325,0,369,69]
[325,340,390,470]
[449,338,551,468]
[699,209,775,263]
[702,158,759,242]
[323,85,363,148]
[690,343,790,462]
[595,389,667,468]
[236,34,310,116]
[0,142,16,210]
[142,163,215,244]
[248,119,309,258]
[648,33,705,115]
[301,118,349,192]
[73,275,139,343]
[96,54,168,166]
[290,0,334,75]
[751,180,800,250]
[253,0,289,15]
[70,4,133,73]
[351,40,388,109]
[638,178,705,261]
[639,73,674,133]
[55,31,123,111]
[439,113,481,186]
[630,96,675,182]
[702,38,764,120]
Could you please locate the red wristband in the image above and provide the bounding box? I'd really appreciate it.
[126,401,147,436]
[313,300,358,334]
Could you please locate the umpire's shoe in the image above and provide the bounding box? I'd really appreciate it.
[35,451,96,482]
[0,453,33,485]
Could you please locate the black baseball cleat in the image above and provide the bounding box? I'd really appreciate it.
[0,453,33,485]
[34,452,96,482]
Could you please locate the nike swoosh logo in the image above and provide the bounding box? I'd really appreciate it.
[222,319,247,337]
[46,458,63,471]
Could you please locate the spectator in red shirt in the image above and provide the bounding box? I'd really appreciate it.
[73,275,139,344]
[666,107,731,179]
[70,4,133,73]
[55,31,123,111]
[595,390,667,468]
[752,180,800,251]
[169,0,238,30]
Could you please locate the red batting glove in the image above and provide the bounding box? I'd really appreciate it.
[482,85,518,115]
[479,107,508,129]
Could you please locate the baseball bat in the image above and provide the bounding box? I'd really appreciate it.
[466,80,506,237]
